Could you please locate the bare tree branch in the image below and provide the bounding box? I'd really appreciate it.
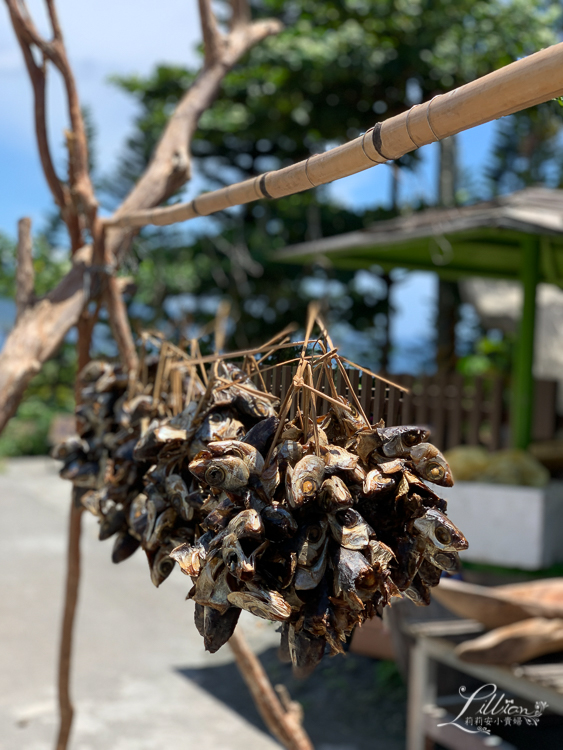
[4,0,98,245]
[0,245,91,434]
[229,630,313,750]
[106,4,282,264]
[0,0,282,432]
[6,3,69,209]
[15,217,35,320]
[198,0,223,65]
[104,276,139,374]
[231,0,252,29]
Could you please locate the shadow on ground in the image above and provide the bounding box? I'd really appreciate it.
[177,646,406,750]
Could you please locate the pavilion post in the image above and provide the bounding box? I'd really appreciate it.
[511,235,539,449]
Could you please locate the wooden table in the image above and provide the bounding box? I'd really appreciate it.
[405,619,563,750]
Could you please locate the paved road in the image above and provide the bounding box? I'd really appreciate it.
[0,458,406,750]
[0,457,283,750]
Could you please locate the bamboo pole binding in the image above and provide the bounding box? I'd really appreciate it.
[105,41,563,229]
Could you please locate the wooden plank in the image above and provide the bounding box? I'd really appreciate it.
[533,379,558,441]
[361,371,374,423]
[374,378,386,423]
[489,375,504,451]
[290,367,297,419]
[407,641,437,750]
[348,369,360,407]
[447,372,464,449]
[468,376,484,445]
[281,365,292,411]
[431,373,447,451]
[321,370,331,415]
[273,364,283,402]
[421,635,563,713]
[415,376,430,426]
[400,375,414,424]
[387,385,401,426]
[337,367,347,398]
[423,708,517,750]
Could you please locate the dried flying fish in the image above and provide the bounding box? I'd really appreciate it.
[427,548,460,573]
[413,508,468,551]
[201,606,241,653]
[377,425,431,458]
[410,443,453,486]
[296,516,328,567]
[189,453,250,492]
[362,467,396,496]
[242,416,279,454]
[206,440,265,475]
[149,545,176,587]
[319,476,353,512]
[165,474,194,521]
[188,409,245,458]
[322,444,359,474]
[290,455,325,508]
[288,625,326,677]
[327,508,372,550]
[112,531,141,563]
[295,539,328,590]
[56,340,468,673]
[228,583,292,621]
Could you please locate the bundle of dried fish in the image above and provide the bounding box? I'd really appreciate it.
[55,334,468,676]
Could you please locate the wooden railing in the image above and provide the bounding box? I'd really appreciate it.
[262,366,557,452]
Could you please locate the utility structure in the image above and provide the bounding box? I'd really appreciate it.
[274,187,563,450]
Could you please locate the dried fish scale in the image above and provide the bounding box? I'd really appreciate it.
[54,342,468,677]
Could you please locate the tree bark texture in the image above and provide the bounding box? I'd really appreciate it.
[228,630,314,750]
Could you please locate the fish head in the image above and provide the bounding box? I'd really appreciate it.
[410,443,453,486]
[189,452,250,491]
[290,455,325,507]
[413,509,468,551]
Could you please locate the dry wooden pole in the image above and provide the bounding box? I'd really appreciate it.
[55,495,83,750]
[106,41,563,230]
[228,630,313,750]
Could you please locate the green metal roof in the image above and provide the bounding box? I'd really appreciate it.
[274,187,563,286]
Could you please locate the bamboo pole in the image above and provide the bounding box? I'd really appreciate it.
[105,42,563,230]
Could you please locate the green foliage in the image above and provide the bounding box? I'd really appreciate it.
[111,0,560,195]
[488,100,563,193]
[0,398,61,457]
[0,231,76,456]
[457,332,514,377]
[108,0,559,363]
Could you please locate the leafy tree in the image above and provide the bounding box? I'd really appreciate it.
[488,100,563,194]
[104,0,560,369]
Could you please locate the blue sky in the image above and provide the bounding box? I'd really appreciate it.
[0,1,500,368]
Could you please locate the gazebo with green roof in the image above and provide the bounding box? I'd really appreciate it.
[275,187,563,449]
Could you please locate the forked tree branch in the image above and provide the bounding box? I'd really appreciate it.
[1,0,282,428]
[5,0,98,246]
[198,0,223,65]
[106,0,282,263]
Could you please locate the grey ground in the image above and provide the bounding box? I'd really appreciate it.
[0,457,406,750]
